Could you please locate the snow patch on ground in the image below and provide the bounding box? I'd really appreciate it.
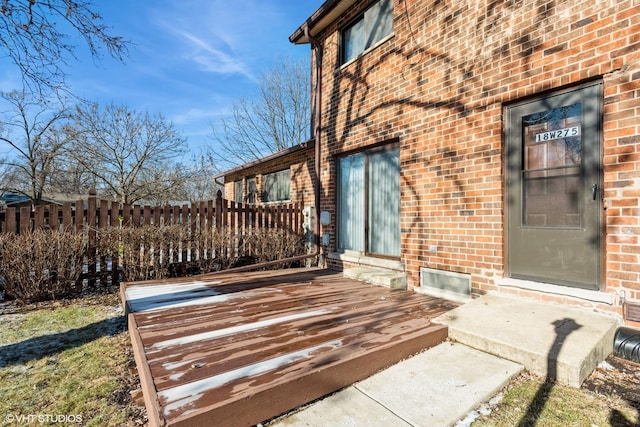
[455,393,503,426]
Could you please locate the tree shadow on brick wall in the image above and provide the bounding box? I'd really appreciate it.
[319,0,556,258]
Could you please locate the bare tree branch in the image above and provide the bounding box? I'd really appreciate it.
[0,89,71,202]
[68,102,188,204]
[207,57,311,170]
[0,0,129,95]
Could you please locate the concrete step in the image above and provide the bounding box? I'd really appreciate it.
[434,293,620,387]
[343,267,407,289]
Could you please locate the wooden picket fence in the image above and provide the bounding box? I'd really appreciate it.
[1,190,303,234]
[0,190,305,287]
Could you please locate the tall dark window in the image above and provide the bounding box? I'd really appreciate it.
[234,180,243,203]
[247,177,257,204]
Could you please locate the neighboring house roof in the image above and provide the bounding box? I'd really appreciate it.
[0,192,67,208]
[214,140,315,182]
[0,192,30,204]
[289,0,358,44]
[0,192,99,211]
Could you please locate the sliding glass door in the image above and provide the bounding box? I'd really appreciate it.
[338,145,400,258]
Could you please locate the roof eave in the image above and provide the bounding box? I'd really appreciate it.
[214,140,315,181]
[289,0,358,44]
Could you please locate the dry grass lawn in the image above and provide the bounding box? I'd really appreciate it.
[0,292,146,426]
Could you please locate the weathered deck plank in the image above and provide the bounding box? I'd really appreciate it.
[122,267,457,427]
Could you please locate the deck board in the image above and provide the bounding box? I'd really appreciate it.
[122,267,457,427]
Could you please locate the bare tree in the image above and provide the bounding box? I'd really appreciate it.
[68,102,188,204]
[0,162,19,201]
[173,153,222,203]
[47,152,98,196]
[0,89,72,203]
[0,0,129,95]
[207,56,311,169]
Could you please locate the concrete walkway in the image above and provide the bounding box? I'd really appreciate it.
[269,293,620,427]
[269,342,522,427]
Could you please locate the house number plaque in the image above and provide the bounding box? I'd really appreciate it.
[535,125,581,142]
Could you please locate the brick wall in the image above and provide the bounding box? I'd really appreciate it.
[310,0,639,322]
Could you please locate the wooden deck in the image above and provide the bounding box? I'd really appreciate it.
[121,267,458,427]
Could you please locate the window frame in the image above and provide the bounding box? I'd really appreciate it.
[247,176,257,205]
[336,140,400,259]
[340,0,394,65]
[262,169,291,203]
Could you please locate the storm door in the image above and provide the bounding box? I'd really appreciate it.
[506,82,602,290]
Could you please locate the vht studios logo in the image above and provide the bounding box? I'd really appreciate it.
[5,413,83,424]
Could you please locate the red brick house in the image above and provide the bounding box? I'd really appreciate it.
[215,141,316,207]
[290,0,640,326]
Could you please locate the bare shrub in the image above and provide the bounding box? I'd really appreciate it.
[192,227,305,270]
[247,228,305,266]
[94,224,305,282]
[0,229,85,303]
[96,224,188,282]
[193,227,236,273]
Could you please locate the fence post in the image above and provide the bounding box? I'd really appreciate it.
[5,207,16,234]
[62,203,72,232]
[133,204,141,227]
[19,206,30,233]
[206,199,214,263]
[172,204,180,265]
[182,203,190,264]
[74,199,84,234]
[215,190,223,231]
[87,188,97,288]
[99,199,109,286]
[144,205,152,226]
[34,205,45,230]
[49,204,59,231]
[154,204,162,226]
[122,203,131,227]
[110,201,122,287]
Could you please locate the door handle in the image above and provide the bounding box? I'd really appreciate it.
[592,184,598,201]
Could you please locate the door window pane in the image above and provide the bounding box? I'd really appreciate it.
[522,103,582,227]
[368,148,400,256]
[338,154,365,251]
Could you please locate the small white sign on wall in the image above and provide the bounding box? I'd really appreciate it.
[534,125,580,142]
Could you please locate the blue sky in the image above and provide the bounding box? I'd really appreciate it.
[0,1,318,158]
